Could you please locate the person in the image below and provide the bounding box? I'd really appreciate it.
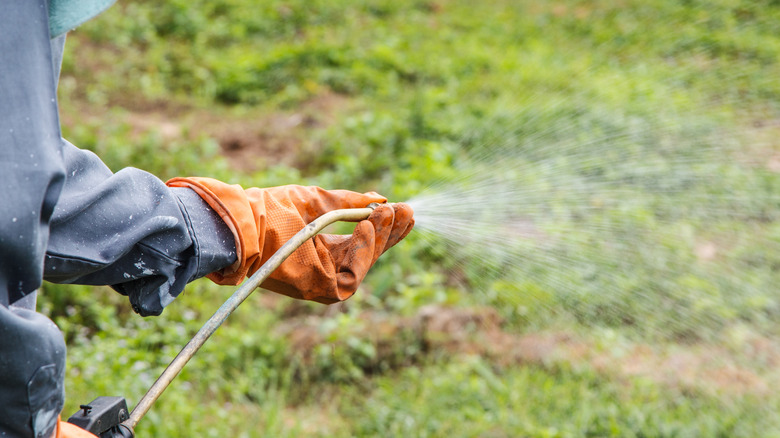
[0,2,414,437]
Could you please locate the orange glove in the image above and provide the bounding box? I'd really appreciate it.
[166,178,414,303]
[55,417,98,438]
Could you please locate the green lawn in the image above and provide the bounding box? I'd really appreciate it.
[46,0,780,436]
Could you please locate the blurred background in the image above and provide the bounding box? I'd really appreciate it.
[45,0,780,436]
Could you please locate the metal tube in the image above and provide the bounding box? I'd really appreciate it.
[124,206,375,430]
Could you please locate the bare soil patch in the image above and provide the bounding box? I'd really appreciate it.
[731,115,780,172]
[60,92,353,174]
[274,302,779,397]
[200,93,352,172]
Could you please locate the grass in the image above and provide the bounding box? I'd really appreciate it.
[341,358,780,438]
[44,0,780,436]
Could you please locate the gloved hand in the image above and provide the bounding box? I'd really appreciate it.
[55,417,97,438]
[166,178,414,303]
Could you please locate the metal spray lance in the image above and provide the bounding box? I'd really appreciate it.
[66,204,380,437]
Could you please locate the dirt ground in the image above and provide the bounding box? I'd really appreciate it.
[60,92,353,173]
[268,296,778,397]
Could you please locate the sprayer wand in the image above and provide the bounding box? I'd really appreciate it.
[66,204,378,437]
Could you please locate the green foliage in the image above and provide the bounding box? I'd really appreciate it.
[342,358,780,438]
[63,115,231,180]
[42,0,780,436]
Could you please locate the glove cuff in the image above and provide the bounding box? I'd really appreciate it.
[56,416,99,438]
[166,177,260,285]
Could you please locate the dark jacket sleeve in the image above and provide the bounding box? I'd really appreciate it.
[44,141,237,316]
[0,1,66,306]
